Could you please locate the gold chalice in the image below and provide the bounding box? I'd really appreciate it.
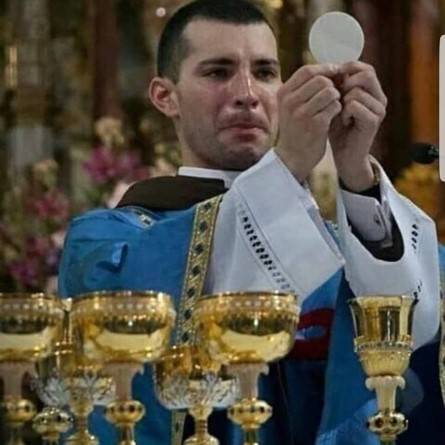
[32,298,114,445]
[71,290,176,445]
[0,293,64,445]
[153,345,238,445]
[349,295,416,445]
[194,292,300,445]
[32,298,74,445]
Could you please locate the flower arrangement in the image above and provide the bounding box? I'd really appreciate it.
[0,159,70,292]
[0,116,177,292]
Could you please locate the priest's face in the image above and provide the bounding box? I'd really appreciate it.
[169,20,281,171]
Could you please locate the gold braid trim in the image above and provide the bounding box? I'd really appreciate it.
[171,195,223,445]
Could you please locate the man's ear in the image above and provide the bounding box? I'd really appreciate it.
[148,77,180,118]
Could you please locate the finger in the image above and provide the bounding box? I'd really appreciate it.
[289,75,336,103]
[343,87,386,119]
[314,100,343,128]
[300,86,341,116]
[284,81,340,116]
[339,61,376,76]
[280,64,340,95]
[340,70,387,107]
[341,99,382,128]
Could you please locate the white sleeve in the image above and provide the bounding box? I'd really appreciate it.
[341,187,392,244]
[336,162,441,348]
[206,149,345,300]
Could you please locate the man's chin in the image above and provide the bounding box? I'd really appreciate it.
[222,146,269,171]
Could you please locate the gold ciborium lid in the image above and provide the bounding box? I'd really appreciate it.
[153,344,237,410]
[349,295,416,377]
[0,293,64,362]
[70,290,176,364]
[193,291,299,365]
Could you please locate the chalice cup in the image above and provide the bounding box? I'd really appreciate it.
[71,290,176,445]
[153,345,238,445]
[0,293,64,445]
[349,295,416,445]
[194,292,300,445]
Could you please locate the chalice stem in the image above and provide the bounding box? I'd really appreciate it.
[191,405,211,437]
[118,426,137,445]
[75,410,91,438]
[7,428,25,445]
[243,428,260,445]
[195,416,209,438]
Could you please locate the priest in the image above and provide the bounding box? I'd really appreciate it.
[58,1,445,444]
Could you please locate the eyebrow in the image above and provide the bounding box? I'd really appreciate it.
[197,57,280,68]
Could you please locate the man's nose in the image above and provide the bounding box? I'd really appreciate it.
[230,72,259,108]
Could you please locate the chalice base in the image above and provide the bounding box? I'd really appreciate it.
[65,432,98,445]
[184,433,219,445]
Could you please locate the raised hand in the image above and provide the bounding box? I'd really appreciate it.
[329,61,387,191]
[275,64,342,182]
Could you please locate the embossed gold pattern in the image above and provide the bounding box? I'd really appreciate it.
[349,295,416,444]
[194,291,299,445]
[155,345,237,445]
[71,291,176,445]
[0,293,64,445]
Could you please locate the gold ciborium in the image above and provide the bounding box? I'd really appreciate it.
[71,290,176,445]
[154,345,238,445]
[349,295,416,445]
[194,292,300,445]
[0,293,64,445]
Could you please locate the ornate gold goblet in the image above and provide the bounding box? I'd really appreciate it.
[0,293,64,445]
[32,298,114,445]
[194,291,300,445]
[349,295,416,445]
[153,344,238,445]
[32,298,74,445]
[71,290,176,445]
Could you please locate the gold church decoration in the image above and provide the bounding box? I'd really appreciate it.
[349,295,416,445]
[70,291,176,445]
[0,293,64,445]
[194,291,300,445]
[154,345,238,445]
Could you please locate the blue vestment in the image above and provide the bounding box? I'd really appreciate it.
[59,195,445,445]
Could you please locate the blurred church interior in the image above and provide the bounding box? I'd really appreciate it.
[0,0,444,442]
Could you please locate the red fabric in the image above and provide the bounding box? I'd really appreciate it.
[286,308,334,360]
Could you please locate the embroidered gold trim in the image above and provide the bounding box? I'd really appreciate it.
[171,195,222,445]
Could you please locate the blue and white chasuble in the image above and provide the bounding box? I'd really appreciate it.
[59,150,445,445]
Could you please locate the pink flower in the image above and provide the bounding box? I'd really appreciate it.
[7,258,41,289]
[83,146,146,185]
[83,146,118,184]
[28,190,70,224]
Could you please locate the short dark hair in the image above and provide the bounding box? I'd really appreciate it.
[157,0,275,82]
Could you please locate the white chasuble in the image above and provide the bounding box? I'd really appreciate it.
[206,149,440,349]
